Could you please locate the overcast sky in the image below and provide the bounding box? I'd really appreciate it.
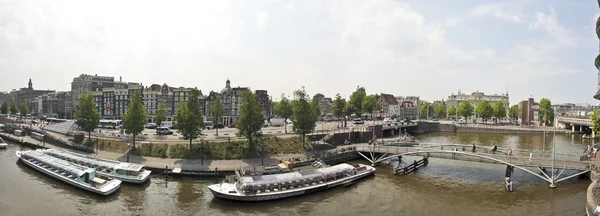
[0,0,597,105]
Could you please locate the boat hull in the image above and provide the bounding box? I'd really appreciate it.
[16,152,121,196]
[209,166,376,202]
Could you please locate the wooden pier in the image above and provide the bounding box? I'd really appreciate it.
[392,156,429,175]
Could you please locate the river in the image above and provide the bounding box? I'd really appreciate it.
[0,132,594,216]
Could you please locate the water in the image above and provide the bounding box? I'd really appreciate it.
[0,132,593,215]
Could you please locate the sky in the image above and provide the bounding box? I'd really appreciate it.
[0,0,598,105]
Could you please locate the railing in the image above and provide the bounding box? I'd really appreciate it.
[557,117,592,125]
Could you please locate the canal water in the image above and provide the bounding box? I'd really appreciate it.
[0,132,593,216]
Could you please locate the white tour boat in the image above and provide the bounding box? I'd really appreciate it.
[0,137,7,149]
[42,149,151,184]
[208,163,376,202]
[16,150,121,195]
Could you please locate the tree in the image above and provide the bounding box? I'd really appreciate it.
[448,105,456,117]
[122,91,147,149]
[310,98,321,122]
[210,95,224,136]
[492,102,507,123]
[176,88,204,151]
[20,101,30,115]
[236,90,265,149]
[539,98,554,126]
[509,105,519,120]
[434,104,446,118]
[9,99,18,114]
[344,102,355,127]
[457,101,474,120]
[362,94,380,120]
[274,94,293,133]
[74,93,100,146]
[154,101,167,128]
[592,111,600,138]
[419,102,430,118]
[332,94,345,127]
[1,100,8,114]
[349,86,366,117]
[292,87,318,148]
[476,101,493,123]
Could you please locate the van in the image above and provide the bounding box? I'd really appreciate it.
[156,127,173,135]
[204,121,214,130]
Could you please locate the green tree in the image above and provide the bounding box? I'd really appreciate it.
[154,101,167,128]
[419,102,431,118]
[332,94,345,127]
[311,98,321,122]
[176,88,204,151]
[236,90,265,149]
[292,87,318,148]
[434,104,446,118]
[9,100,18,114]
[457,101,474,120]
[74,93,101,146]
[1,100,9,114]
[448,105,456,117]
[539,98,554,126]
[122,91,147,149]
[476,101,493,123]
[362,94,380,120]
[492,102,507,123]
[274,94,293,133]
[20,101,30,115]
[509,105,519,120]
[349,86,366,117]
[592,111,600,138]
[210,95,224,136]
[344,102,355,127]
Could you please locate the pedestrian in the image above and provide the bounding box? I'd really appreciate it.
[472,144,476,153]
[529,151,533,162]
[507,147,513,158]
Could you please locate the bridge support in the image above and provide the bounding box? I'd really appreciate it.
[505,165,514,192]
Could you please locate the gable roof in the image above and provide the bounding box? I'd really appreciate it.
[380,93,398,105]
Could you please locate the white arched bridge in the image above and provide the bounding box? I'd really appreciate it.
[352,143,592,188]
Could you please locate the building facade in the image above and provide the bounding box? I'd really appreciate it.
[446,90,509,110]
[518,98,539,126]
[255,90,271,120]
[7,79,55,114]
[71,74,116,117]
[389,100,418,120]
[378,93,398,116]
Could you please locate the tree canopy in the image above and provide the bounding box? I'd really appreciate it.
[274,94,293,133]
[539,98,554,126]
[332,94,345,126]
[434,104,446,118]
[310,97,321,122]
[154,101,167,127]
[175,88,205,150]
[20,101,29,115]
[492,102,507,122]
[419,102,430,118]
[448,105,456,117]
[362,94,380,120]
[122,91,147,149]
[349,86,366,116]
[74,93,100,145]
[1,100,9,114]
[292,87,318,148]
[592,111,600,138]
[476,101,493,122]
[210,95,224,136]
[509,105,519,119]
[236,89,265,149]
[9,100,18,114]
[457,101,474,119]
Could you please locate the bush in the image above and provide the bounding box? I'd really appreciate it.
[92,138,129,153]
[131,143,168,158]
[167,137,305,159]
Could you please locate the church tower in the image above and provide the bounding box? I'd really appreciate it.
[28,78,33,90]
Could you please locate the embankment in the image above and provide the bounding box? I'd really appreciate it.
[407,122,570,134]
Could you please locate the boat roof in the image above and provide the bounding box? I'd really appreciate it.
[43,149,118,169]
[23,150,94,176]
[240,163,355,186]
[114,163,145,171]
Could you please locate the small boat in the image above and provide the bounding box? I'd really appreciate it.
[208,163,376,202]
[0,137,7,149]
[16,150,121,195]
[41,149,151,184]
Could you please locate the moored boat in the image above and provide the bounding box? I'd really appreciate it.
[0,137,7,149]
[16,150,121,195]
[41,149,151,184]
[208,163,376,202]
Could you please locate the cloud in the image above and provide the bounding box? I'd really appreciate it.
[256,11,269,32]
[443,17,460,27]
[471,2,523,22]
[529,8,580,47]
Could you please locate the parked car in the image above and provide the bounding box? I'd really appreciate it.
[353,118,365,125]
[214,123,224,129]
[156,127,173,135]
[145,123,157,129]
[228,124,236,128]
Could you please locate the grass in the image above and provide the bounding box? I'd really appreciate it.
[168,136,306,160]
[91,138,130,153]
[130,143,168,158]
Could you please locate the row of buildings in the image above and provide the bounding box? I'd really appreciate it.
[4,75,272,126]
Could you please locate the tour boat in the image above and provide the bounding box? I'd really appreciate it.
[41,149,151,184]
[16,150,121,195]
[208,163,376,202]
[0,137,7,149]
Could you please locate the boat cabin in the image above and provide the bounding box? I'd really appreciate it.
[21,151,100,185]
[114,163,146,176]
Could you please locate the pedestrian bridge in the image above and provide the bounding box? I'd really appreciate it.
[352,143,592,187]
[556,117,592,127]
